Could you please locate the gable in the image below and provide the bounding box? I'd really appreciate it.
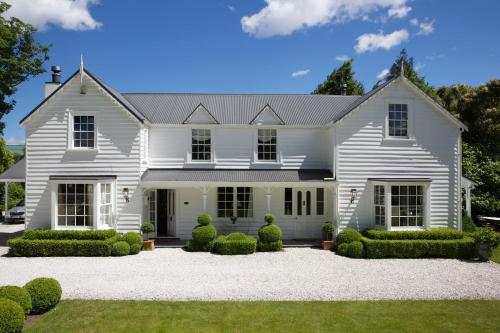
[183,104,219,124]
[250,105,285,125]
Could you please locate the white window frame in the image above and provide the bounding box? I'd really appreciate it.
[67,111,98,151]
[384,99,414,140]
[216,186,254,219]
[189,128,212,163]
[282,187,327,218]
[51,179,115,230]
[371,181,430,230]
[254,128,280,164]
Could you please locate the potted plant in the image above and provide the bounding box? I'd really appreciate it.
[141,223,155,251]
[472,227,499,261]
[322,222,335,250]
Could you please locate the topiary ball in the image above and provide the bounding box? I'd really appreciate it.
[226,232,248,241]
[336,228,362,245]
[122,232,142,247]
[197,213,212,226]
[24,277,62,315]
[129,243,142,255]
[337,243,349,256]
[258,224,282,242]
[0,286,32,316]
[264,213,275,224]
[0,298,25,333]
[111,241,130,256]
[192,224,217,243]
[347,241,364,258]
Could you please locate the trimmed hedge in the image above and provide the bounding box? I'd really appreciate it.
[186,240,215,252]
[337,243,349,256]
[0,286,31,316]
[360,236,475,259]
[214,233,257,255]
[363,228,465,240]
[121,232,142,247]
[111,241,130,256]
[0,298,24,333]
[336,228,362,245]
[7,238,113,257]
[258,224,282,242]
[129,243,142,255]
[22,229,116,240]
[257,240,283,252]
[192,225,217,243]
[346,241,364,258]
[24,278,62,315]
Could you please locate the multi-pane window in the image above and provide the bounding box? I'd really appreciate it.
[284,188,293,215]
[217,187,253,218]
[374,185,385,226]
[388,104,408,137]
[192,129,211,161]
[57,184,93,227]
[391,185,424,227]
[73,115,95,148]
[316,188,325,215]
[297,191,302,216]
[257,129,277,161]
[149,190,156,228]
[100,183,112,226]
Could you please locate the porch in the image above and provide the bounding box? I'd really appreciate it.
[141,169,335,240]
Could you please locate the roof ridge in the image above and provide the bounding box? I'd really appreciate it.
[122,92,361,97]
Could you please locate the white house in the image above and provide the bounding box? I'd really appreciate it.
[12,65,468,239]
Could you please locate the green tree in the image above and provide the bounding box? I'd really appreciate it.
[312,60,364,95]
[374,49,441,103]
[0,2,50,134]
[0,137,24,214]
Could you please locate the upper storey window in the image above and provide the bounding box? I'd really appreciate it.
[257,129,277,161]
[191,129,211,161]
[73,115,95,148]
[388,103,408,137]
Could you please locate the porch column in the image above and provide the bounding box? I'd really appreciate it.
[264,187,272,212]
[202,186,208,211]
[4,182,8,218]
[465,186,472,217]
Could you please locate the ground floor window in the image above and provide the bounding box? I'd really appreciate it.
[100,183,112,226]
[217,187,253,218]
[374,185,385,226]
[57,184,94,227]
[391,185,424,227]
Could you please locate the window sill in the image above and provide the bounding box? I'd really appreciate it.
[388,226,426,231]
[253,161,281,165]
[382,137,415,143]
[67,148,98,153]
[186,161,215,165]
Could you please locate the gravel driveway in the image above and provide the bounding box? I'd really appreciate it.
[1,248,499,301]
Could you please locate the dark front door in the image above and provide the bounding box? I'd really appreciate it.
[157,189,175,236]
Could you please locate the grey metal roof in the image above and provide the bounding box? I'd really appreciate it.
[122,93,360,125]
[0,158,25,181]
[49,175,117,180]
[142,169,333,182]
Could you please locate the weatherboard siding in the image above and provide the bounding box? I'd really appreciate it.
[335,80,460,231]
[24,74,142,232]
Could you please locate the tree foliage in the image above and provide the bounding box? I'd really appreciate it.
[0,138,24,212]
[312,60,364,95]
[0,2,50,134]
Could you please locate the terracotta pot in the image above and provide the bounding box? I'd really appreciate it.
[143,240,155,251]
[322,240,334,251]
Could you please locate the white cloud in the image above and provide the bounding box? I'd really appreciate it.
[6,137,24,145]
[335,55,350,62]
[387,5,411,18]
[3,0,102,31]
[241,0,411,38]
[417,20,434,35]
[414,62,425,71]
[410,18,418,25]
[227,4,236,12]
[291,69,310,78]
[377,68,389,80]
[354,29,409,54]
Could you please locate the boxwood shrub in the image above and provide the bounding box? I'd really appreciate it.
[363,228,465,240]
[187,214,217,252]
[336,228,362,245]
[22,229,116,240]
[24,278,62,315]
[337,243,349,256]
[0,298,25,333]
[214,233,257,255]
[0,286,32,316]
[7,238,114,257]
[346,241,364,258]
[111,241,130,256]
[258,224,282,242]
[129,243,142,255]
[361,236,475,259]
[257,240,283,252]
[121,232,142,247]
[197,213,213,226]
[192,225,217,243]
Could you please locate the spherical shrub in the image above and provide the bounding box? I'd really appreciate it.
[24,277,62,314]
[258,224,282,242]
[122,232,142,247]
[337,243,349,256]
[0,286,32,316]
[0,298,25,333]
[347,241,364,258]
[140,223,155,234]
[192,225,217,243]
[264,213,275,224]
[336,228,362,245]
[129,243,142,255]
[111,241,130,256]
[197,213,212,226]
[226,232,247,241]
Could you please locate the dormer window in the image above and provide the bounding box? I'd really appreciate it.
[73,115,95,148]
[388,103,408,137]
[257,129,277,161]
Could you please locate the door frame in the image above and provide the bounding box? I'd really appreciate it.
[155,188,176,237]
[291,187,326,239]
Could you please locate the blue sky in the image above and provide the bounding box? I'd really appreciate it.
[2,0,500,144]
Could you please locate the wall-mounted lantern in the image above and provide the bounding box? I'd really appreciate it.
[350,189,357,204]
[122,188,130,203]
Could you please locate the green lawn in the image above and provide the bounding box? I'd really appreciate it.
[25,300,500,333]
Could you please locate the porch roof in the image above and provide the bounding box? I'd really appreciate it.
[141,169,334,183]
